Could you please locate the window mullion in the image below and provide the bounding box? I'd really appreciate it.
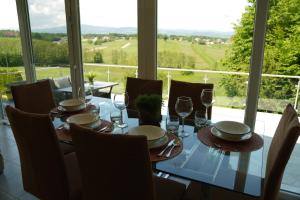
[65,0,84,98]
[15,0,36,83]
[138,0,157,80]
[244,0,270,130]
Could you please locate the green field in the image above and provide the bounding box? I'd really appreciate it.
[82,38,228,70]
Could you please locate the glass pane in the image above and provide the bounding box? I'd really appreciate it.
[259,0,300,194]
[27,0,71,81]
[79,0,137,94]
[157,0,255,118]
[0,0,26,122]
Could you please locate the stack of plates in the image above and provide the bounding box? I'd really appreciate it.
[211,121,252,142]
[128,125,169,149]
[59,98,86,112]
[66,113,101,129]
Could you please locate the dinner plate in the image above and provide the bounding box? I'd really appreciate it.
[211,127,252,142]
[128,125,166,141]
[148,134,169,149]
[66,113,99,127]
[59,99,85,112]
[214,121,251,135]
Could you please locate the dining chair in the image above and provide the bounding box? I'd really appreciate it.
[10,79,74,154]
[168,80,214,122]
[70,124,186,200]
[182,103,300,200]
[125,77,163,118]
[5,106,82,200]
[11,79,56,114]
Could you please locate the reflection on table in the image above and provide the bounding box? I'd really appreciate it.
[53,96,264,198]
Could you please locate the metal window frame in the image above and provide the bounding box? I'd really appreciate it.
[138,0,157,80]
[244,0,270,130]
[15,0,36,83]
[65,0,84,98]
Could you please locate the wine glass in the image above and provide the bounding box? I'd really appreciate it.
[85,86,93,104]
[200,89,215,125]
[113,92,129,128]
[175,96,193,137]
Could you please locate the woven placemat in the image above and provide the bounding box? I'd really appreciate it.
[197,127,263,152]
[149,133,183,162]
[50,104,96,121]
[56,119,113,142]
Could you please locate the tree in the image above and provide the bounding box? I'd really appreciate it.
[93,51,103,63]
[221,0,300,101]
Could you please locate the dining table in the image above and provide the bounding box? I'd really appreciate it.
[52,96,264,198]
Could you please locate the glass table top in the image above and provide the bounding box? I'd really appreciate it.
[54,96,264,197]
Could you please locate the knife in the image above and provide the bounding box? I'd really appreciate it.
[158,139,175,156]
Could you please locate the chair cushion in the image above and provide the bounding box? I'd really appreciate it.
[154,176,186,200]
[64,152,82,200]
[59,142,75,154]
[54,77,71,89]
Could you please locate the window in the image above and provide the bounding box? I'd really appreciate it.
[27,0,71,81]
[0,0,25,120]
[79,0,137,93]
[157,0,254,110]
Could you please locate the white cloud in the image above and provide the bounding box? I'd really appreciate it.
[0,0,248,32]
[28,0,66,29]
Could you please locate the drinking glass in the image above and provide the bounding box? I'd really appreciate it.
[113,92,129,128]
[77,86,92,103]
[90,102,100,119]
[200,89,215,124]
[194,110,206,128]
[175,96,193,137]
[85,87,93,103]
[166,115,180,136]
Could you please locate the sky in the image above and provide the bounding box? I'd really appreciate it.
[0,0,249,32]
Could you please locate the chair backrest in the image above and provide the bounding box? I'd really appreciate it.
[11,79,56,114]
[53,77,72,89]
[264,104,300,200]
[168,80,214,121]
[125,77,163,117]
[70,124,155,200]
[5,106,70,200]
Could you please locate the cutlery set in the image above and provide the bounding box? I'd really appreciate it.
[158,139,179,157]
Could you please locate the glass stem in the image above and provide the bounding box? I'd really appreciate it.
[120,109,123,124]
[182,117,185,134]
[205,107,208,121]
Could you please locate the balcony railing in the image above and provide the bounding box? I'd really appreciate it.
[1,63,299,113]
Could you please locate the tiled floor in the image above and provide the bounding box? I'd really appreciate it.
[0,121,300,199]
[0,125,38,200]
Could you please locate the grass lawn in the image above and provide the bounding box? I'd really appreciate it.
[82,38,228,70]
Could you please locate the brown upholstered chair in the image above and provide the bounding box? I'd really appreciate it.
[11,79,56,114]
[70,124,186,200]
[125,77,163,118]
[182,104,300,200]
[168,80,214,121]
[10,79,74,154]
[5,106,82,200]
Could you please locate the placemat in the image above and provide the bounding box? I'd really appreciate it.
[56,119,113,142]
[149,133,183,162]
[197,127,263,152]
[50,104,96,121]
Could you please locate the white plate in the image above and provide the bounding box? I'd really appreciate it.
[59,99,85,112]
[66,113,99,126]
[214,121,251,135]
[148,135,169,149]
[128,125,165,141]
[211,127,252,142]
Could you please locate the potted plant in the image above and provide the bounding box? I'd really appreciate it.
[87,72,96,85]
[135,94,162,126]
